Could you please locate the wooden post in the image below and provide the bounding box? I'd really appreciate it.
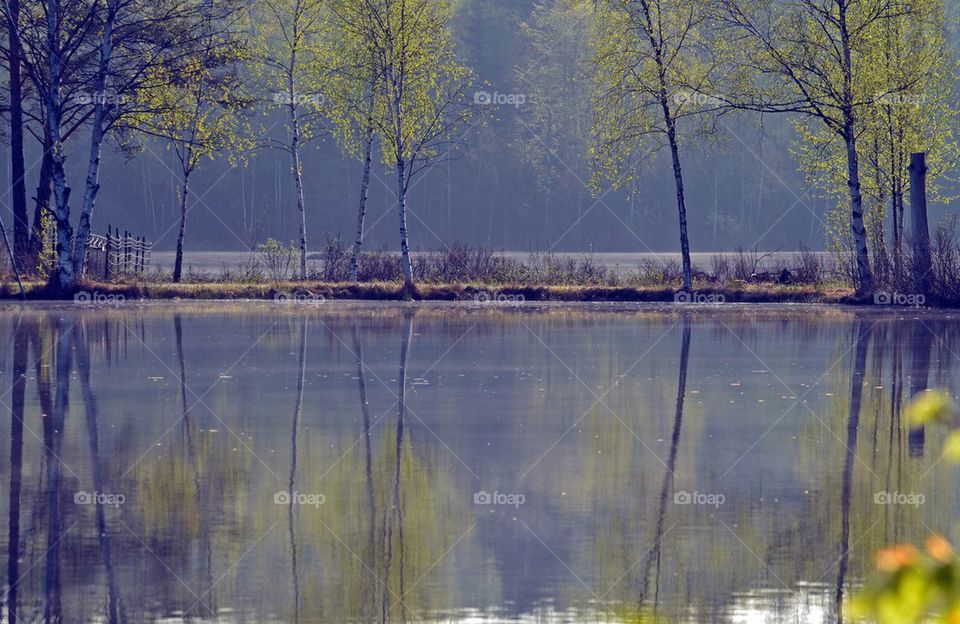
[909,152,932,294]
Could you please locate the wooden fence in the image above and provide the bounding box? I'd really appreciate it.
[83,226,152,279]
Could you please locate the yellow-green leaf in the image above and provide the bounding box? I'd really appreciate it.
[906,391,955,427]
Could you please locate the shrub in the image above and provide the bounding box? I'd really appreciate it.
[257,239,297,283]
[795,243,822,284]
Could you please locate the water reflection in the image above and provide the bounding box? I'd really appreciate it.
[0,304,958,623]
[835,319,871,623]
[638,313,691,613]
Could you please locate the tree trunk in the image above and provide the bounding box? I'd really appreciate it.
[288,45,308,280]
[49,156,73,291]
[844,129,873,294]
[839,7,873,295]
[74,114,105,277]
[46,0,75,292]
[31,131,53,259]
[664,112,693,290]
[8,0,28,263]
[351,121,375,283]
[396,159,414,292]
[173,170,191,283]
[290,115,307,280]
[891,184,902,277]
[73,1,116,278]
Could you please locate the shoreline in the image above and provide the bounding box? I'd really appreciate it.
[0,279,891,306]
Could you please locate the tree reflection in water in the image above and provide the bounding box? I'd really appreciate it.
[0,306,955,622]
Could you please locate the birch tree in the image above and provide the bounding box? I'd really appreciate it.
[327,0,382,283]
[5,0,27,263]
[138,30,251,283]
[249,0,331,280]
[354,0,478,293]
[2,0,98,289]
[789,0,958,282]
[717,0,918,294]
[3,0,241,289]
[591,0,727,291]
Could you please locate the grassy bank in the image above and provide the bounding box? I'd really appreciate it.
[0,278,859,304]
[7,240,957,304]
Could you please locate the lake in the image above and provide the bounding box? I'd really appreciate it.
[0,302,956,623]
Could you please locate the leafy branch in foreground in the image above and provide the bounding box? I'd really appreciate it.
[849,390,960,623]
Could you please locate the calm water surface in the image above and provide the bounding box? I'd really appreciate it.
[0,302,958,623]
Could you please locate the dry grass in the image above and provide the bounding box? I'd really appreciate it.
[0,277,857,304]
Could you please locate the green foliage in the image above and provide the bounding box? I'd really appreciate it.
[36,211,57,281]
[792,0,960,270]
[851,391,960,622]
[906,390,955,427]
[246,0,333,147]
[590,0,727,189]
[135,25,253,174]
[374,0,478,170]
[849,537,960,623]
[327,0,480,175]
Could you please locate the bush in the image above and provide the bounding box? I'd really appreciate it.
[795,243,822,284]
[932,216,960,302]
[315,234,352,282]
[732,247,760,281]
[710,255,730,282]
[257,239,297,283]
